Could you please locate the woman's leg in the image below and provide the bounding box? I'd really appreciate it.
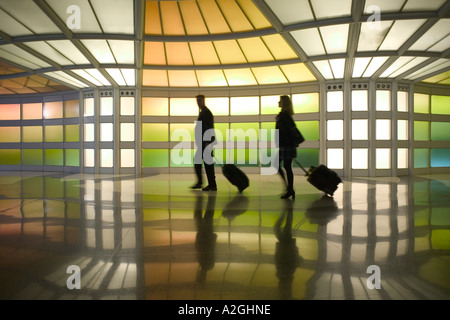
[283,158,294,192]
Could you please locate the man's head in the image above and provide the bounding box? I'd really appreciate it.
[196,94,206,109]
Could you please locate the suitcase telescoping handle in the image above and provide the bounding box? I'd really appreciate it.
[294,159,309,176]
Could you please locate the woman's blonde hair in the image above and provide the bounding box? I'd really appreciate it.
[280,95,294,116]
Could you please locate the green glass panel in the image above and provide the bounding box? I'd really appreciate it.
[293,92,319,113]
[229,148,259,167]
[294,149,319,168]
[0,149,21,165]
[142,123,168,141]
[65,124,80,142]
[170,123,194,142]
[431,207,450,226]
[261,95,280,115]
[431,149,450,167]
[414,93,429,114]
[170,148,193,167]
[45,149,63,166]
[214,123,228,142]
[45,126,63,142]
[45,178,64,198]
[414,149,429,168]
[66,202,81,219]
[23,177,43,198]
[23,149,43,165]
[142,149,168,167]
[431,230,450,250]
[260,147,278,167]
[0,127,20,142]
[414,121,429,141]
[431,95,450,115]
[229,123,259,141]
[260,122,276,141]
[296,121,319,140]
[65,149,80,166]
[431,122,450,141]
[22,126,43,143]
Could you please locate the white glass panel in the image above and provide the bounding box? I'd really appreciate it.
[327,149,343,169]
[376,148,391,169]
[120,123,135,142]
[108,40,135,64]
[352,90,368,111]
[352,149,368,169]
[90,0,134,34]
[398,120,408,140]
[47,40,91,65]
[265,0,314,24]
[0,9,33,36]
[327,120,343,140]
[329,59,345,79]
[101,97,114,116]
[45,71,87,88]
[81,40,115,64]
[353,58,371,78]
[357,21,393,52]
[352,119,368,140]
[376,119,391,140]
[84,124,95,142]
[406,59,450,80]
[170,98,198,116]
[120,97,135,116]
[313,61,333,79]
[101,149,114,168]
[310,0,352,19]
[397,91,408,112]
[290,28,325,56]
[205,97,229,116]
[46,0,101,33]
[363,57,389,77]
[409,19,450,51]
[376,90,391,111]
[25,42,73,66]
[402,0,446,12]
[84,149,95,167]
[379,20,426,51]
[100,123,113,141]
[106,69,126,86]
[364,0,404,13]
[398,148,408,169]
[388,57,429,78]
[327,91,343,112]
[230,97,259,115]
[85,69,111,86]
[320,24,349,54]
[72,69,105,86]
[84,98,95,117]
[121,149,135,168]
[0,45,50,69]
[380,57,414,78]
[122,69,136,86]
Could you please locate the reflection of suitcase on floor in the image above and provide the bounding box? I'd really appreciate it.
[222,164,249,193]
[295,160,342,196]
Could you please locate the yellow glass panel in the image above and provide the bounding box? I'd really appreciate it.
[143,70,168,87]
[190,42,220,65]
[65,149,80,167]
[0,149,21,165]
[64,100,79,118]
[262,34,298,60]
[224,69,257,86]
[217,0,253,32]
[252,66,287,84]
[205,97,229,116]
[292,93,319,113]
[197,0,230,34]
[230,97,259,115]
[214,40,247,64]
[170,123,195,142]
[142,97,169,116]
[238,37,274,63]
[168,70,198,87]
[196,70,228,87]
[281,63,316,82]
[160,1,185,35]
[170,98,198,116]
[142,123,168,141]
[0,127,20,142]
[23,149,43,166]
[45,149,63,166]
[0,104,20,120]
[145,1,162,35]
[166,42,193,65]
[65,124,79,142]
[414,93,429,114]
[44,101,63,119]
[261,95,280,115]
[144,42,166,65]
[237,0,271,29]
[179,1,208,35]
[22,103,42,119]
[22,126,43,142]
[45,126,63,142]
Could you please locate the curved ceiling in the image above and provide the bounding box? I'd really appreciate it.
[0,0,449,94]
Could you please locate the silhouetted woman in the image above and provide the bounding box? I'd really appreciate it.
[276,95,297,199]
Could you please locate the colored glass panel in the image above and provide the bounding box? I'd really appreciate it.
[224,69,257,86]
[414,121,429,141]
[431,149,450,167]
[261,95,280,115]
[0,104,20,120]
[168,70,197,87]
[414,148,429,168]
[142,70,168,87]
[142,97,169,116]
[170,98,198,116]
[64,100,79,118]
[214,123,229,142]
[230,97,259,115]
[230,148,259,167]
[260,122,276,141]
[22,103,43,119]
[252,66,287,84]
[65,149,80,166]
[196,70,228,87]
[44,126,63,142]
[142,123,168,142]
[293,93,319,113]
[22,126,43,142]
[0,127,20,142]
[296,121,319,140]
[170,148,194,168]
[431,95,450,115]
[294,149,319,168]
[280,63,316,82]
[142,149,169,167]
[0,149,21,165]
[431,122,450,141]
[205,97,229,116]
[229,123,259,141]
[170,123,194,142]
[23,149,43,166]
[414,93,429,114]
[45,149,63,166]
[43,101,63,119]
[65,124,79,142]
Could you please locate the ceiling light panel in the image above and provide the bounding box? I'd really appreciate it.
[0,9,33,37]
[179,1,209,35]
[160,1,185,36]
[290,28,325,57]
[353,58,372,78]
[402,0,447,12]
[310,0,352,19]
[46,0,102,33]
[320,24,349,54]
[108,40,135,65]
[24,42,74,66]
[214,40,247,64]
[190,42,221,65]
[409,19,450,51]
[238,37,274,63]
[236,0,271,29]
[216,0,253,32]
[357,21,393,52]
[105,68,126,86]
[280,63,316,82]
[196,0,231,34]
[262,34,298,60]
[81,40,115,64]
[45,71,88,88]
[313,60,334,79]
[223,68,257,86]
[252,66,287,84]
[388,57,429,78]
[380,57,415,78]
[265,0,314,25]
[90,0,134,34]
[196,70,228,87]
[407,59,450,80]
[363,0,404,13]
[46,40,91,65]
[362,56,389,77]
[378,19,427,51]
[0,45,51,70]
[165,42,193,65]
[428,35,450,52]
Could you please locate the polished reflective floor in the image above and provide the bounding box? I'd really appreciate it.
[0,170,449,300]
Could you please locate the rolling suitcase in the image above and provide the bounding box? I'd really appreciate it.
[221,163,249,193]
[294,160,342,196]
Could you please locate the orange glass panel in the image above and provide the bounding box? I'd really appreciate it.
[160,1,185,35]
[22,103,42,119]
[44,101,63,119]
[22,126,43,142]
[142,97,169,116]
[238,37,274,62]
[168,70,198,87]
[145,1,162,35]
[217,0,253,32]
[64,100,79,118]
[179,1,208,35]
[143,70,168,87]
[196,70,228,87]
[190,42,220,65]
[262,34,298,60]
[0,104,20,120]
[197,0,230,34]
[165,43,193,65]
[281,63,317,82]
[214,40,247,64]
[144,42,166,65]
[224,69,257,86]
[0,127,20,142]
[237,0,271,29]
[252,66,287,84]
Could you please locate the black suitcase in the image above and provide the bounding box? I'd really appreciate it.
[222,164,249,193]
[295,160,342,196]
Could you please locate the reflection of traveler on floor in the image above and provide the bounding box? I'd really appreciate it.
[191,94,217,192]
[274,199,303,300]
[222,193,249,223]
[276,95,297,199]
[305,195,339,225]
[194,194,217,285]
